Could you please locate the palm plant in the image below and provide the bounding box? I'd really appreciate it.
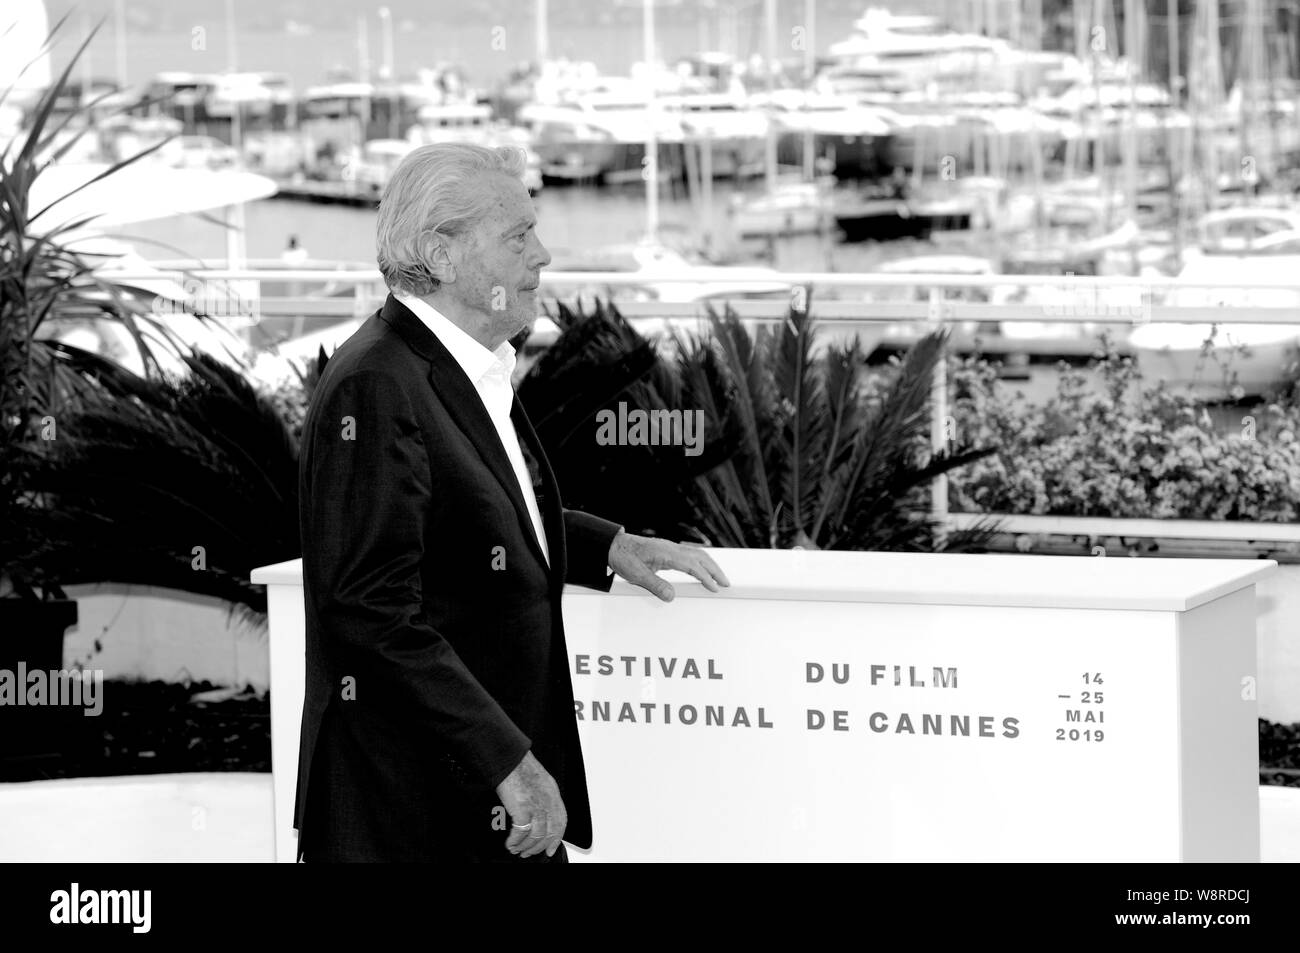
[677,294,1002,552]
[16,346,300,625]
[518,299,734,538]
[520,294,1001,552]
[1,20,202,599]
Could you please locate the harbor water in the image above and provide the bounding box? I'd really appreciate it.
[124,176,978,273]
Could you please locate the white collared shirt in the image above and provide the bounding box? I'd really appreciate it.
[394,292,550,567]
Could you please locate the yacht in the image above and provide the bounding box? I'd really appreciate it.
[542,241,791,305]
[757,89,894,181]
[994,178,1140,275]
[297,81,448,160]
[296,81,381,169]
[352,138,416,196]
[1188,207,1300,255]
[727,178,836,238]
[405,102,543,193]
[823,7,1023,96]
[206,72,296,132]
[174,134,241,170]
[264,242,793,371]
[1130,213,1300,399]
[658,92,767,179]
[408,102,494,142]
[517,89,685,185]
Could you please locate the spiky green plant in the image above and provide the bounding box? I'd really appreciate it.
[677,294,1002,551]
[16,345,300,627]
[519,294,1001,552]
[0,19,224,598]
[517,298,733,538]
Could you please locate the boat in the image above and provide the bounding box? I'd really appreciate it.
[543,240,791,306]
[727,178,835,238]
[819,6,1045,100]
[94,114,186,165]
[205,71,296,135]
[833,177,984,243]
[833,189,924,242]
[517,87,685,185]
[352,138,417,196]
[867,253,1003,327]
[407,101,496,144]
[1130,216,1300,399]
[406,102,543,193]
[1188,207,1300,255]
[262,239,794,372]
[671,52,745,95]
[824,7,1013,92]
[141,71,225,134]
[659,92,768,179]
[173,134,241,170]
[759,89,894,181]
[995,182,1140,275]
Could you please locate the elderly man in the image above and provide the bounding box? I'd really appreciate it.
[295,142,729,863]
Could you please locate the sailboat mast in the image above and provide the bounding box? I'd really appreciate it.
[644,0,659,243]
[537,0,549,63]
[765,0,778,195]
[1168,0,1182,262]
[1167,0,1180,110]
[114,0,128,89]
[802,0,815,182]
[1206,0,1221,208]
[1091,0,1112,228]
[1241,0,1255,203]
[1123,0,1140,273]
[80,10,93,96]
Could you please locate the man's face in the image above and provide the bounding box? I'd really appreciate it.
[445,171,550,346]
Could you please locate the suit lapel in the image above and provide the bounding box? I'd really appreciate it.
[379,295,552,574]
[512,397,566,587]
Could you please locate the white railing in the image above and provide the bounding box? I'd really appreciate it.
[107,267,1300,326]
[106,267,1300,548]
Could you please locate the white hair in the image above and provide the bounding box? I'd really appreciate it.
[376,142,528,295]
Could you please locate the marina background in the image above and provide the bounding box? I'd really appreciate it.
[3,0,1300,866]
[44,1,903,88]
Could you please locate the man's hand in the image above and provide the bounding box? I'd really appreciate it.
[607,531,731,602]
[496,751,567,858]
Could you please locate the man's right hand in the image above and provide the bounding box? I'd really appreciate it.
[495,751,567,858]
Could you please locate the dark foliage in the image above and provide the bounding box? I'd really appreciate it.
[16,347,300,624]
[521,294,1002,552]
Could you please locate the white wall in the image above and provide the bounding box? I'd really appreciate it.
[59,582,269,692]
[1255,564,1300,724]
[55,564,1299,725]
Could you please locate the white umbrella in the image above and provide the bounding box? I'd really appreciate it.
[28,163,278,234]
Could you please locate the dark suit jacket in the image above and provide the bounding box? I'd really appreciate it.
[295,294,621,861]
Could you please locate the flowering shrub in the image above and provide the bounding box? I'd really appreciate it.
[948,337,1300,522]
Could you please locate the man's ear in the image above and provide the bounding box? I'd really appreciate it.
[424,234,456,284]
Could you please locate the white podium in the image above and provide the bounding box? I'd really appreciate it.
[252,549,1274,862]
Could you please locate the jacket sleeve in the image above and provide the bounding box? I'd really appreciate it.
[301,367,530,793]
[562,508,623,592]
